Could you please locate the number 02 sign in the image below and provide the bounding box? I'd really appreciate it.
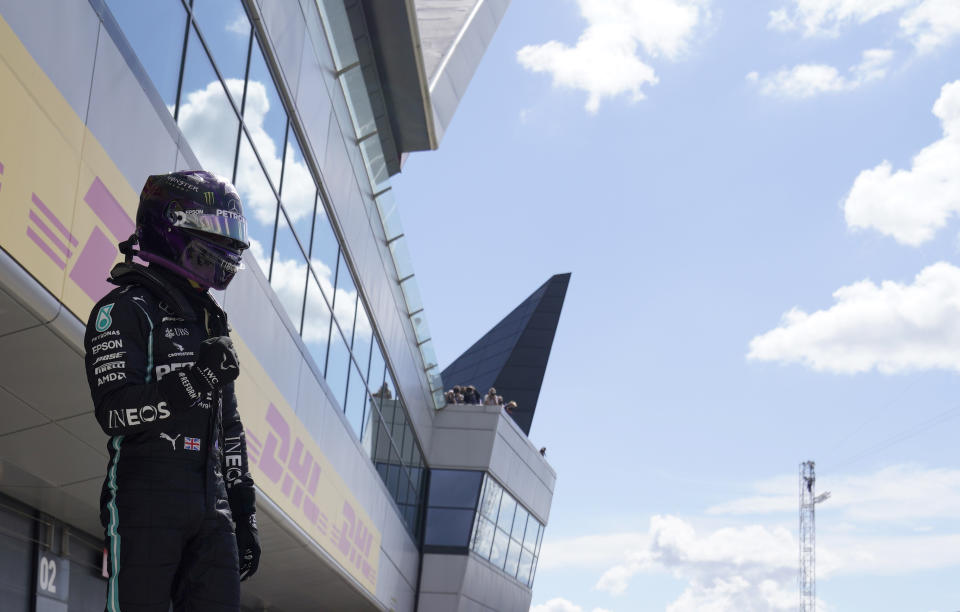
[36,552,69,610]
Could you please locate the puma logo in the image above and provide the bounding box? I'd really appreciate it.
[159,432,181,450]
[221,354,237,371]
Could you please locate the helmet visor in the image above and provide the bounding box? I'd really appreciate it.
[170,210,249,249]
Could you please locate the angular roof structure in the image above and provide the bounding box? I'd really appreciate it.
[441,273,570,435]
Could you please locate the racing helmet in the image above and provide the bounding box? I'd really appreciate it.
[134,171,249,290]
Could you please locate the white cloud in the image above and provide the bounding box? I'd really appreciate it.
[749,48,893,98]
[844,80,960,245]
[748,262,960,374]
[900,0,960,53]
[530,598,611,612]
[770,0,960,52]
[225,14,248,35]
[579,465,960,608]
[516,0,709,113]
[709,465,960,522]
[595,515,798,610]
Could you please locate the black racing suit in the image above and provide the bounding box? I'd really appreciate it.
[84,264,255,612]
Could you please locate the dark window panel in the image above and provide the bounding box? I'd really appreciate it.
[428,470,483,509]
[424,508,475,548]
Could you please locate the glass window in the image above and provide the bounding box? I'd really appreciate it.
[234,135,277,272]
[178,30,239,181]
[302,273,332,370]
[374,406,393,466]
[386,447,403,500]
[480,478,503,521]
[344,363,368,439]
[310,201,339,290]
[351,299,372,380]
[472,516,495,559]
[497,495,516,534]
[106,0,187,109]
[536,523,544,555]
[191,0,250,92]
[523,514,539,551]
[390,400,407,445]
[428,470,483,509]
[512,505,529,543]
[333,254,357,345]
[361,396,382,459]
[404,497,419,535]
[270,210,308,329]
[529,555,539,587]
[325,327,350,408]
[424,508,475,548]
[489,528,509,570]
[279,126,316,244]
[402,423,415,468]
[505,538,522,578]
[367,340,385,407]
[517,549,534,585]
[245,37,286,186]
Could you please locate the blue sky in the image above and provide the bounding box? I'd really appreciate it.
[391,1,960,610]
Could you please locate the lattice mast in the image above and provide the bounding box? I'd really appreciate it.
[799,461,830,612]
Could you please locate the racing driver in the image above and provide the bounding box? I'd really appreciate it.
[84,170,261,611]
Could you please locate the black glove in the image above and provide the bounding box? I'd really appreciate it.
[159,336,239,406]
[236,513,260,581]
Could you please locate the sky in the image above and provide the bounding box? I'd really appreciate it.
[390,1,960,610]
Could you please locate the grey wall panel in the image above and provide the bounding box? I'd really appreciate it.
[55,412,107,459]
[0,0,100,124]
[461,555,531,612]
[0,326,89,421]
[259,0,306,97]
[293,358,326,442]
[0,423,104,486]
[85,25,179,191]
[0,499,33,612]
[0,384,48,436]
[374,550,416,612]
[420,553,467,594]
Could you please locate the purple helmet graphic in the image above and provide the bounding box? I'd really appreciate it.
[134,171,249,290]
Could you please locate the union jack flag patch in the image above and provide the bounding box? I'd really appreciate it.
[184,437,201,451]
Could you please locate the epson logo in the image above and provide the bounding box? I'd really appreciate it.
[97,372,126,386]
[92,340,123,354]
[107,402,170,429]
[93,361,125,375]
[155,361,195,380]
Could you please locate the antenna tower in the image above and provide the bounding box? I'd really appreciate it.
[799,461,830,612]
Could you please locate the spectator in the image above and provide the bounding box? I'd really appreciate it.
[452,386,463,404]
[483,387,500,406]
[466,385,481,404]
[504,400,517,414]
[444,390,455,404]
[539,447,546,456]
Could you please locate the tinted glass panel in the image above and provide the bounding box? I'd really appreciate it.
[344,363,367,439]
[524,514,539,551]
[489,528,509,570]
[517,548,534,585]
[480,478,502,521]
[505,538,522,578]
[325,328,350,408]
[512,505,529,543]
[107,0,186,108]
[361,397,382,458]
[191,0,250,89]
[280,126,316,243]
[351,299,372,380]
[472,516,495,559]
[302,273,332,369]
[310,203,338,295]
[333,254,357,345]
[245,37,286,185]
[428,470,483,509]
[367,340,385,408]
[424,508,475,547]
[270,211,307,328]
[234,135,276,273]
[386,447,403,500]
[497,495,516,533]
[178,30,239,181]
